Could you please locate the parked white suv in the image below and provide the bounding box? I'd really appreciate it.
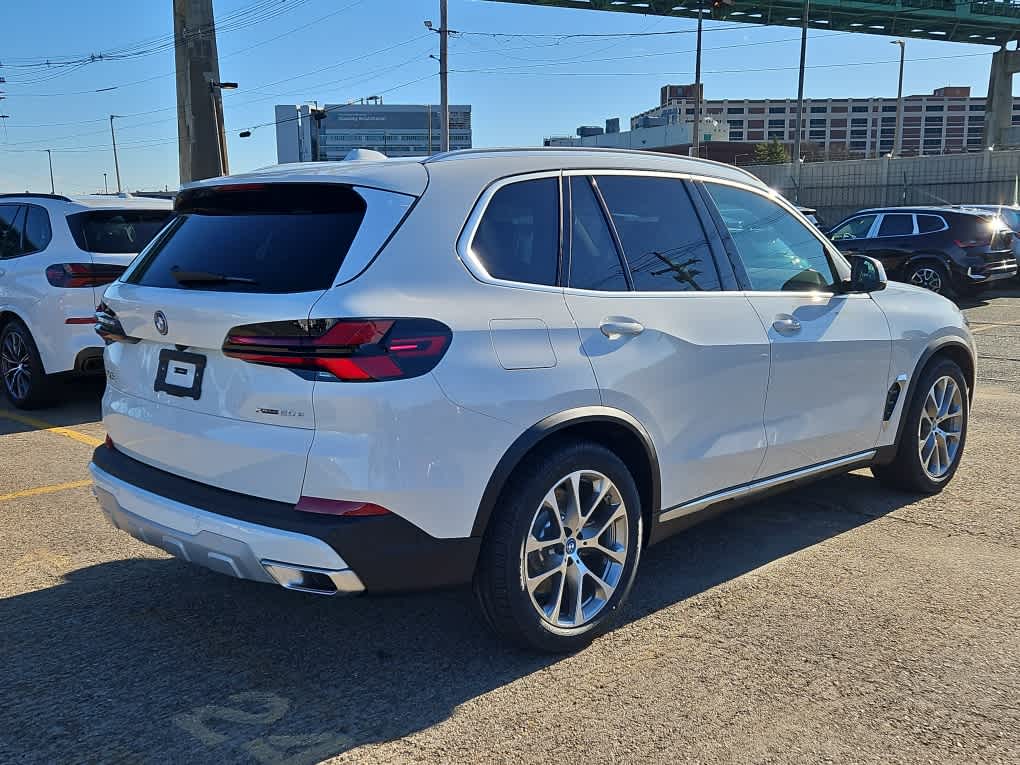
[89,150,975,652]
[0,193,173,408]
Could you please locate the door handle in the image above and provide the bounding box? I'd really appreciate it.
[599,319,644,339]
[772,316,802,335]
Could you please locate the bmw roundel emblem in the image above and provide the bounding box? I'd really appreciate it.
[154,311,168,336]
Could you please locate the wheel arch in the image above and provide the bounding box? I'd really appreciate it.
[879,337,975,464]
[471,407,661,542]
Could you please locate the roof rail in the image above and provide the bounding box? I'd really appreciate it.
[422,146,764,183]
[0,192,73,202]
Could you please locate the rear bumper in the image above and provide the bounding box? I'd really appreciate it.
[90,445,480,594]
[962,258,1017,284]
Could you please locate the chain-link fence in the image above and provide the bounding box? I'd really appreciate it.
[745,150,1020,225]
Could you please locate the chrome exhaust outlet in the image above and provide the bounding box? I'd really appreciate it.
[261,560,365,596]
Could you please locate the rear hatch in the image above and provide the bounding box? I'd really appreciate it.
[66,208,175,304]
[99,182,414,502]
[956,214,1015,262]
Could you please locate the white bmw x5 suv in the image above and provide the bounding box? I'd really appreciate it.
[89,149,975,652]
[0,193,173,408]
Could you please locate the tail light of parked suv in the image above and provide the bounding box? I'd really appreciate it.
[94,301,138,345]
[222,318,452,382]
[46,263,126,288]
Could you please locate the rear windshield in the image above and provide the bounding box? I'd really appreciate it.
[126,184,367,293]
[68,210,174,254]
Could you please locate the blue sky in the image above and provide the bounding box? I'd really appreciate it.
[0,0,1010,193]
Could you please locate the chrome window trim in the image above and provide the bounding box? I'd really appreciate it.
[455,170,564,294]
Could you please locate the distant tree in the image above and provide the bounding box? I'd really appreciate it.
[753,138,790,164]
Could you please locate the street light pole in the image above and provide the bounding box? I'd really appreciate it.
[439,0,450,153]
[792,0,810,202]
[103,173,109,194]
[109,115,122,193]
[891,40,906,157]
[44,149,54,194]
[692,0,704,159]
[208,81,237,176]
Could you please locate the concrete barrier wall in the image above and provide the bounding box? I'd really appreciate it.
[744,150,1020,226]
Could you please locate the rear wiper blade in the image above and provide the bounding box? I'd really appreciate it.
[170,268,258,285]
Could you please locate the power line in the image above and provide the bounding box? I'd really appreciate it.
[449,50,995,77]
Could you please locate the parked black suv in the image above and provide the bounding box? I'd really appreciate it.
[826,206,1017,296]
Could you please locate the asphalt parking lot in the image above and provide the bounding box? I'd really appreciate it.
[2,288,1019,765]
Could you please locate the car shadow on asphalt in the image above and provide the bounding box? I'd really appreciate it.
[0,471,917,764]
[0,376,103,432]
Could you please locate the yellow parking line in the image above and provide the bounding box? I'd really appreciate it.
[0,410,103,447]
[0,479,92,502]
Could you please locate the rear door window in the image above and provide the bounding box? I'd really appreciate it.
[68,210,174,254]
[568,176,628,291]
[471,177,559,286]
[0,205,25,259]
[127,184,368,293]
[595,175,720,292]
[22,206,52,254]
[877,213,914,237]
[916,215,945,234]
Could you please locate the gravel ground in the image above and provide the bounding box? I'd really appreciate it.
[1,288,1018,765]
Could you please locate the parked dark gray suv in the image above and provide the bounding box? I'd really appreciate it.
[826,206,1017,297]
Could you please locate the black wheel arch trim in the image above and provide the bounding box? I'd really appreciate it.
[875,336,975,465]
[470,406,661,538]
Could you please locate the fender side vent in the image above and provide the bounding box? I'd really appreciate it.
[883,382,903,421]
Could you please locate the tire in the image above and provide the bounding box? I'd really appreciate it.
[0,319,53,409]
[903,260,951,296]
[871,358,968,493]
[473,440,643,653]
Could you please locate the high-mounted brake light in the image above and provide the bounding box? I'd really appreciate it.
[222,318,452,382]
[46,263,126,288]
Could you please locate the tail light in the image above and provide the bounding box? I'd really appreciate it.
[95,301,138,344]
[222,318,452,382]
[295,496,391,517]
[46,263,126,288]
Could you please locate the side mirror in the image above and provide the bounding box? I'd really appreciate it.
[845,254,887,293]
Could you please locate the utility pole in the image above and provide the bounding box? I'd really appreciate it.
[44,149,54,194]
[109,115,122,193]
[792,0,810,202]
[439,0,450,153]
[174,0,227,183]
[891,40,906,157]
[692,0,704,159]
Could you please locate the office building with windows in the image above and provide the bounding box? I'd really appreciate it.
[274,102,472,163]
[634,85,1020,158]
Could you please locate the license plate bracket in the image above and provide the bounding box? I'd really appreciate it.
[154,349,207,400]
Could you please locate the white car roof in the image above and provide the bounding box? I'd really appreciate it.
[0,193,173,212]
[182,148,766,198]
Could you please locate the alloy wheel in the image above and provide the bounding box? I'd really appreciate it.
[1,331,32,402]
[909,267,943,293]
[917,375,964,480]
[521,470,629,628]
